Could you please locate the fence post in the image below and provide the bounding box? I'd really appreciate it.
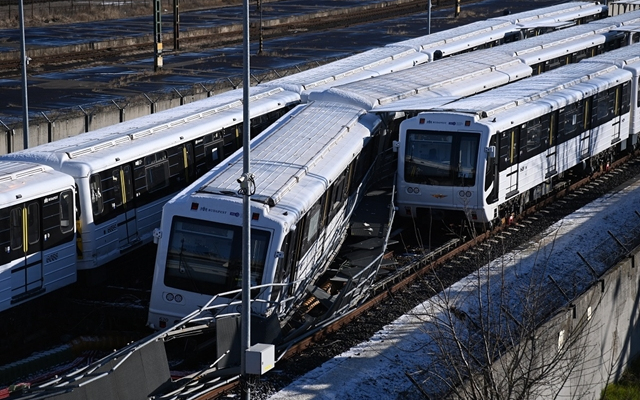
[112,99,126,122]
[40,111,54,143]
[143,93,157,114]
[79,105,90,132]
[0,119,14,155]
[173,88,185,105]
[199,83,214,98]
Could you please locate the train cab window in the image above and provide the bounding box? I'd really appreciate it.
[163,217,269,294]
[59,190,74,234]
[10,208,23,251]
[405,129,479,186]
[145,151,170,193]
[89,174,104,215]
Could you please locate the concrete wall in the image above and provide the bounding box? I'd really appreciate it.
[488,245,640,399]
[0,85,220,154]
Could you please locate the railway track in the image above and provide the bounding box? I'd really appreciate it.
[3,150,637,399]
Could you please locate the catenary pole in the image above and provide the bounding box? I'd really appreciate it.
[240,0,251,398]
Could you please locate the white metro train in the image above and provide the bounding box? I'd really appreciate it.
[0,2,623,313]
[394,44,640,227]
[146,101,391,330]
[145,6,640,330]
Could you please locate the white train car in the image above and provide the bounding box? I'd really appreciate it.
[262,1,611,99]
[323,10,640,117]
[394,44,640,227]
[0,87,299,272]
[0,162,76,312]
[147,100,386,330]
[392,1,608,61]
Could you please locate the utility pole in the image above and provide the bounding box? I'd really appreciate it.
[173,0,180,50]
[19,0,29,149]
[455,0,460,17]
[257,0,263,54]
[427,0,431,35]
[154,0,163,71]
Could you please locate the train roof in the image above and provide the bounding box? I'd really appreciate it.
[393,1,607,54]
[580,42,640,66]
[0,87,299,173]
[490,1,605,24]
[430,60,630,118]
[392,19,514,54]
[0,161,74,205]
[308,50,530,110]
[260,46,428,97]
[191,102,375,220]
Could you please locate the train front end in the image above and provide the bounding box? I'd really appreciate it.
[396,112,494,227]
[147,190,286,331]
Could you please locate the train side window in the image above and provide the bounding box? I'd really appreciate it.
[10,207,23,251]
[558,103,580,143]
[27,203,39,246]
[89,173,104,215]
[111,169,123,207]
[619,82,630,116]
[485,135,497,197]
[583,97,592,131]
[328,166,350,221]
[145,151,170,193]
[59,190,74,234]
[301,200,323,255]
[498,127,520,171]
[183,143,196,183]
[122,165,134,202]
[524,119,542,155]
[549,111,558,147]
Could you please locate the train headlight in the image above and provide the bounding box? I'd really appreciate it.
[175,294,183,303]
[166,293,175,302]
[406,187,420,194]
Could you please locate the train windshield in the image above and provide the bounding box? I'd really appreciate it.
[404,129,479,186]
[163,216,270,296]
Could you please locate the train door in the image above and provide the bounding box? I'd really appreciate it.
[545,112,558,178]
[579,99,592,160]
[499,126,521,199]
[8,201,44,301]
[111,165,137,248]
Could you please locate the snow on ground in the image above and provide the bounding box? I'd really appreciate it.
[267,175,640,400]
